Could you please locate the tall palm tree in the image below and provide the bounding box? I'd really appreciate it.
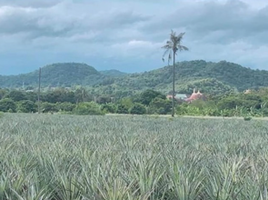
[162,30,188,117]
[38,67,41,114]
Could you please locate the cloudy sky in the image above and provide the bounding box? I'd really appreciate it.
[0,0,267,75]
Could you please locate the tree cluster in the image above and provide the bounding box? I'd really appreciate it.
[1,87,268,117]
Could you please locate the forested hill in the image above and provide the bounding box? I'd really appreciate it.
[0,63,126,88]
[97,60,268,94]
[99,69,127,77]
[1,60,268,95]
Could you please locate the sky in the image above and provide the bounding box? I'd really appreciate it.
[0,0,267,75]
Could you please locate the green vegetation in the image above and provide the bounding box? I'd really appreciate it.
[129,103,147,114]
[0,98,17,112]
[93,60,268,96]
[99,69,127,77]
[1,87,268,117]
[0,60,267,200]
[0,114,268,199]
[0,59,268,118]
[17,100,37,113]
[1,60,268,96]
[175,78,234,96]
[0,63,123,88]
[176,88,268,117]
[73,102,104,115]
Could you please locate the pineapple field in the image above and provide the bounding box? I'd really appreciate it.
[0,113,268,199]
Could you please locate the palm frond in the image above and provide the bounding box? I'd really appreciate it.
[179,45,189,51]
[176,32,185,42]
[162,41,172,49]
[162,44,170,49]
[162,48,171,61]
[168,53,172,65]
[162,53,172,65]
[170,32,177,44]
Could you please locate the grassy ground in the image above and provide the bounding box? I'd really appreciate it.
[0,113,268,199]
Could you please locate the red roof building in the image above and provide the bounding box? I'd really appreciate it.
[185,89,203,102]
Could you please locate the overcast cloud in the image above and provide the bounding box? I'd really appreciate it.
[0,0,267,75]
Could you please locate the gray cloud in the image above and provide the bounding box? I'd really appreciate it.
[0,0,268,74]
[0,0,62,8]
[143,0,268,42]
[0,5,78,38]
[0,1,150,44]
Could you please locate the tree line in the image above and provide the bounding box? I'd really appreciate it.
[0,88,170,115]
[1,87,268,118]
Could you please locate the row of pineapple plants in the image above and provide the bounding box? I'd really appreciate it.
[1,113,268,199]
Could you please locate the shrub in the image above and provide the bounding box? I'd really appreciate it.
[116,98,133,114]
[0,98,17,112]
[73,102,104,115]
[176,104,188,116]
[138,89,166,106]
[116,104,129,114]
[5,90,27,101]
[17,100,37,113]
[148,97,171,114]
[41,102,59,113]
[56,102,76,112]
[130,103,147,115]
[101,103,117,113]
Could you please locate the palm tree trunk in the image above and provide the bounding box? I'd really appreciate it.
[172,51,176,117]
[38,67,41,114]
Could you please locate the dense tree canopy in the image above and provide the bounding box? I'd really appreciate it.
[1,61,268,97]
[0,87,268,117]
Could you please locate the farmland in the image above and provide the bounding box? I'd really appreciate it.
[1,113,268,199]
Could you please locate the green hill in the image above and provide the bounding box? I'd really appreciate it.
[99,69,127,77]
[0,63,103,88]
[1,60,268,96]
[97,60,268,94]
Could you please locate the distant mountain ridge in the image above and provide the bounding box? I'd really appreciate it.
[99,69,127,77]
[0,63,127,88]
[95,60,268,94]
[1,60,268,96]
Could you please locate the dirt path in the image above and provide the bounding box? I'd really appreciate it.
[106,113,268,120]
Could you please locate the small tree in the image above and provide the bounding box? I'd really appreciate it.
[0,98,17,112]
[56,102,75,112]
[148,97,172,114]
[0,88,7,100]
[116,98,133,114]
[130,103,147,115]
[6,90,26,101]
[17,100,37,113]
[117,104,129,114]
[162,30,188,117]
[137,89,166,106]
[101,103,117,113]
[73,102,104,115]
[41,102,59,113]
